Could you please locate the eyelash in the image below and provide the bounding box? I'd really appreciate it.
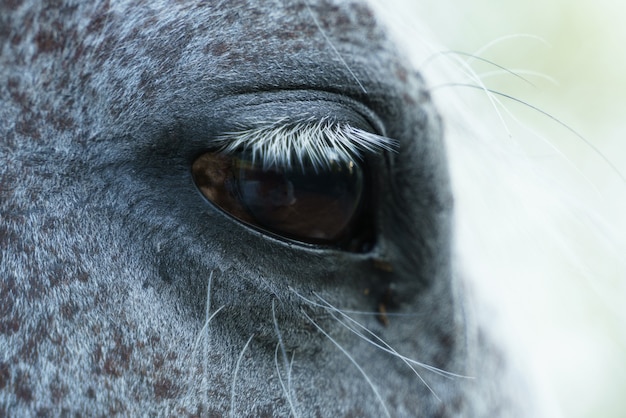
[211,118,397,172]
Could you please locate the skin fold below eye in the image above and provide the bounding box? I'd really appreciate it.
[192,149,369,248]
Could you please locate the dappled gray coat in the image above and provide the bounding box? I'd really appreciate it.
[1,0,532,416]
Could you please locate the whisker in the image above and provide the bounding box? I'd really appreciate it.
[300,311,392,418]
[230,334,254,418]
[190,271,225,410]
[434,83,626,184]
[193,272,226,354]
[272,300,300,417]
[440,50,535,86]
[476,69,558,86]
[313,293,470,380]
[274,345,300,418]
[288,287,427,318]
[421,49,515,139]
[192,305,225,354]
[303,0,367,94]
[431,79,608,196]
[288,351,296,403]
[289,286,471,402]
[471,33,551,59]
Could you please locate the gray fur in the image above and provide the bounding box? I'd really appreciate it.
[1,1,531,416]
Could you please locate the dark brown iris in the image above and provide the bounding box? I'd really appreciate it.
[192,150,369,248]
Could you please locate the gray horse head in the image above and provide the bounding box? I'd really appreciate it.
[1,1,533,416]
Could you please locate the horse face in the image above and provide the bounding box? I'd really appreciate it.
[0,1,525,416]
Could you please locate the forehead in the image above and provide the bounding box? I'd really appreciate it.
[94,0,386,73]
[6,0,419,125]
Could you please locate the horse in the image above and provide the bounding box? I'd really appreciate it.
[0,0,574,416]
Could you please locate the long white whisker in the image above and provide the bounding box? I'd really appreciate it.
[301,310,392,418]
[432,77,611,196]
[202,274,211,410]
[289,287,421,317]
[288,287,427,317]
[192,305,225,355]
[428,50,514,139]
[471,33,551,59]
[230,334,255,418]
[187,272,225,409]
[476,69,558,86]
[274,345,299,418]
[440,50,534,86]
[290,287,470,382]
[330,307,465,379]
[303,1,367,94]
[313,292,471,378]
[272,300,299,417]
[435,83,626,185]
[288,351,296,404]
[323,310,442,401]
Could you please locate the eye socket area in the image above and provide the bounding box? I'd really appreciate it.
[191,150,374,251]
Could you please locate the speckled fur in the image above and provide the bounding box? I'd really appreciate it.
[1,1,532,416]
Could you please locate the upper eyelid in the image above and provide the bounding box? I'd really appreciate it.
[211,118,398,171]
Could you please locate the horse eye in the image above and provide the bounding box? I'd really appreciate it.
[192,150,372,250]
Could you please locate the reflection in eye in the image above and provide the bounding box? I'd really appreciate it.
[192,150,369,248]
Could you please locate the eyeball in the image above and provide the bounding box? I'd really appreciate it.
[192,150,373,250]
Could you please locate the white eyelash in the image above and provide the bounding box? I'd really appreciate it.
[213,118,397,171]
